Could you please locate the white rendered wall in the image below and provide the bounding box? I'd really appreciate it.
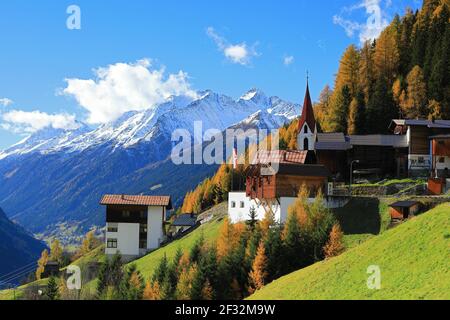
[147,206,164,250]
[105,223,140,257]
[435,156,450,170]
[228,192,349,224]
[297,123,316,151]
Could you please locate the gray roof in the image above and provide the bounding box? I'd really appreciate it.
[317,132,347,143]
[172,214,198,227]
[315,141,352,151]
[348,135,408,148]
[391,119,450,129]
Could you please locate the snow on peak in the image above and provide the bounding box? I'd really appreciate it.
[0,89,300,160]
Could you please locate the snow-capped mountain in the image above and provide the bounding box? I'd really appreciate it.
[0,89,300,243]
[1,89,297,159]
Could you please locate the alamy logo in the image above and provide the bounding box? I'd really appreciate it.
[66,265,81,290]
[170,121,281,174]
[367,265,381,290]
[66,5,81,30]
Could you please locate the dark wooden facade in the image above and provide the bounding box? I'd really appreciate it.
[245,164,329,200]
[105,204,150,224]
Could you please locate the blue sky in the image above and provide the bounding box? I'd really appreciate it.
[0,0,421,149]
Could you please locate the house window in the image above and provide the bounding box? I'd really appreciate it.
[231,201,236,208]
[304,138,309,151]
[107,226,118,233]
[122,210,130,218]
[439,157,445,163]
[240,201,245,208]
[304,125,308,134]
[107,239,118,249]
[418,157,425,164]
[139,240,147,249]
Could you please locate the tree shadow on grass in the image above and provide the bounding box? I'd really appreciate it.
[333,198,382,235]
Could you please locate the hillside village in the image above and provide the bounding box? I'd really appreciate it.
[0,0,449,301]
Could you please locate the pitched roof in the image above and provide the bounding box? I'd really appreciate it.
[251,150,311,165]
[348,135,408,148]
[298,83,316,131]
[100,195,172,208]
[390,119,450,129]
[172,214,198,227]
[317,132,346,143]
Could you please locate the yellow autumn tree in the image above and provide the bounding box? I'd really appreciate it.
[323,224,345,258]
[248,242,268,294]
[50,239,63,265]
[176,264,197,300]
[36,249,49,280]
[143,281,161,300]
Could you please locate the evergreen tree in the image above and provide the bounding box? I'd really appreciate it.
[247,206,258,232]
[45,277,60,300]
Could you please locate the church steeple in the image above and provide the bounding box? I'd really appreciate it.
[298,77,316,132]
[297,77,317,152]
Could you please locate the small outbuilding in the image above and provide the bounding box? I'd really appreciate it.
[389,200,422,221]
[170,214,199,236]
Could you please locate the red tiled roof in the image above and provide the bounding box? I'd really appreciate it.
[252,150,310,165]
[298,83,316,132]
[100,195,171,207]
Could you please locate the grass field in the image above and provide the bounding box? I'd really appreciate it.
[249,204,450,300]
[130,203,227,279]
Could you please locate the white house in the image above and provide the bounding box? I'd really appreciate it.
[100,194,172,261]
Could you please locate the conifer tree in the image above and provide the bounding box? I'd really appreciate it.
[324,224,345,259]
[45,277,60,300]
[248,242,268,294]
[143,281,161,300]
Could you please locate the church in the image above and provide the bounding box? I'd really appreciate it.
[228,81,450,223]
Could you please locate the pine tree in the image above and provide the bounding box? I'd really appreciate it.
[347,92,366,135]
[201,280,213,300]
[248,242,268,293]
[264,225,284,281]
[45,277,60,300]
[323,224,345,259]
[247,206,258,232]
[359,40,376,106]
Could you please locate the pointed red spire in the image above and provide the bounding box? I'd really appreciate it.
[298,81,316,132]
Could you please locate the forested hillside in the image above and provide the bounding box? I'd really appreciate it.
[316,0,450,134]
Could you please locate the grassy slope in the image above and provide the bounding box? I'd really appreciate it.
[131,203,227,279]
[0,245,106,300]
[249,204,450,300]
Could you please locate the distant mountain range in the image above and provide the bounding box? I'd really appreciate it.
[0,89,299,243]
[0,207,47,286]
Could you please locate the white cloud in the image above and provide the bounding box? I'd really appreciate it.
[62,59,198,124]
[206,27,258,66]
[1,110,79,134]
[283,55,295,66]
[0,98,13,107]
[333,0,389,44]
